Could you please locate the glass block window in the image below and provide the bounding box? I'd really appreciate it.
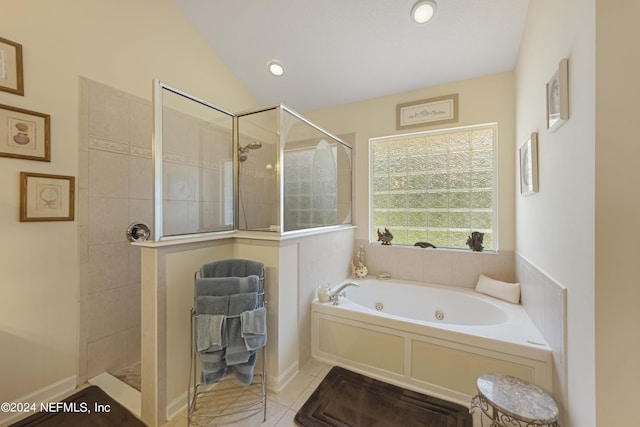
[370,123,497,250]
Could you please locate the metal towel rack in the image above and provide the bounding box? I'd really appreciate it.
[187,260,267,426]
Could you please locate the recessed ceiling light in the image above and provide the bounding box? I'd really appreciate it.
[411,0,437,24]
[267,60,285,77]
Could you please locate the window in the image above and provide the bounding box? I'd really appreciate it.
[370,123,496,250]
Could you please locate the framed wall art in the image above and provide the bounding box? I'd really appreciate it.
[0,104,50,161]
[0,37,24,96]
[20,172,75,221]
[546,58,569,132]
[519,132,539,196]
[396,93,458,130]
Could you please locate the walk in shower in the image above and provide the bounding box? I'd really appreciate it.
[152,81,352,239]
[236,105,352,233]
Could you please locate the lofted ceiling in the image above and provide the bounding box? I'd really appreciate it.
[172,0,529,112]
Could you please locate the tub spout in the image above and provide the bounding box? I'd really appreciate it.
[329,282,360,305]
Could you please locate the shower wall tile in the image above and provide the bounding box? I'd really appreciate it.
[130,99,152,148]
[129,156,153,200]
[129,199,153,231]
[87,243,130,294]
[88,197,129,245]
[128,283,141,329]
[78,225,89,264]
[87,330,129,379]
[88,84,130,143]
[87,286,130,342]
[89,149,129,198]
[127,327,141,366]
[78,188,89,226]
[78,150,89,189]
[81,78,155,380]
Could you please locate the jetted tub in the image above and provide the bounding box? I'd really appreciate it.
[311,278,553,405]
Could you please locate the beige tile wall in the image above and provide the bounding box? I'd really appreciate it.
[79,78,152,381]
[515,253,567,417]
[355,239,516,287]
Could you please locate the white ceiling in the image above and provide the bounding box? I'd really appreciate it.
[172,0,529,112]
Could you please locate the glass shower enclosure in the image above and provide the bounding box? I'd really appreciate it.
[152,81,352,240]
[236,104,352,233]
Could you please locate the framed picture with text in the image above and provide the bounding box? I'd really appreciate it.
[396,93,458,130]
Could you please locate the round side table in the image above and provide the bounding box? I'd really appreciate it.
[470,373,559,427]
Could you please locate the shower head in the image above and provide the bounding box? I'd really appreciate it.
[241,141,262,151]
[238,141,262,162]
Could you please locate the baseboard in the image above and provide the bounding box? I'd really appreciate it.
[0,376,77,427]
[268,361,298,393]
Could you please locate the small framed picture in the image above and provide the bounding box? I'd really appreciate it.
[0,37,24,96]
[396,93,458,130]
[0,104,50,162]
[20,172,75,221]
[520,132,539,196]
[546,58,569,132]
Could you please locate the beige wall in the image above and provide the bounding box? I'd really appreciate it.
[595,1,640,425]
[515,0,596,426]
[305,71,516,252]
[0,0,256,405]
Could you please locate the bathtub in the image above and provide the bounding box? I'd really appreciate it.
[311,278,553,406]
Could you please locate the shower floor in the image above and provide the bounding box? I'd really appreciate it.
[110,361,141,392]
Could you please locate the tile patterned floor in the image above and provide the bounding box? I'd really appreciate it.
[162,359,333,427]
[110,362,142,392]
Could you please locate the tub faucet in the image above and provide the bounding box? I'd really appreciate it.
[329,282,360,305]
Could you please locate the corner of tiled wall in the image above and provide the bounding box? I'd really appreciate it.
[515,252,567,417]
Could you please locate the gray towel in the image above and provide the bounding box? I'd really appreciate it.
[226,292,258,365]
[195,276,260,297]
[232,351,258,385]
[196,314,226,352]
[199,351,228,384]
[241,307,267,351]
[200,259,264,279]
[195,295,229,315]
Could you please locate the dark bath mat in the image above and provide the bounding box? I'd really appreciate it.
[10,385,146,427]
[295,366,471,427]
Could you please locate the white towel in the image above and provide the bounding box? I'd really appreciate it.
[475,274,521,304]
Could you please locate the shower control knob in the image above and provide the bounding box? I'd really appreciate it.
[126,221,151,242]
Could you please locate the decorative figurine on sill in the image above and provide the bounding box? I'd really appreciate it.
[377,228,394,245]
[466,231,485,252]
[351,261,369,279]
[414,242,437,248]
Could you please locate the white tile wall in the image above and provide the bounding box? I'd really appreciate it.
[356,239,515,287]
[515,253,567,409]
